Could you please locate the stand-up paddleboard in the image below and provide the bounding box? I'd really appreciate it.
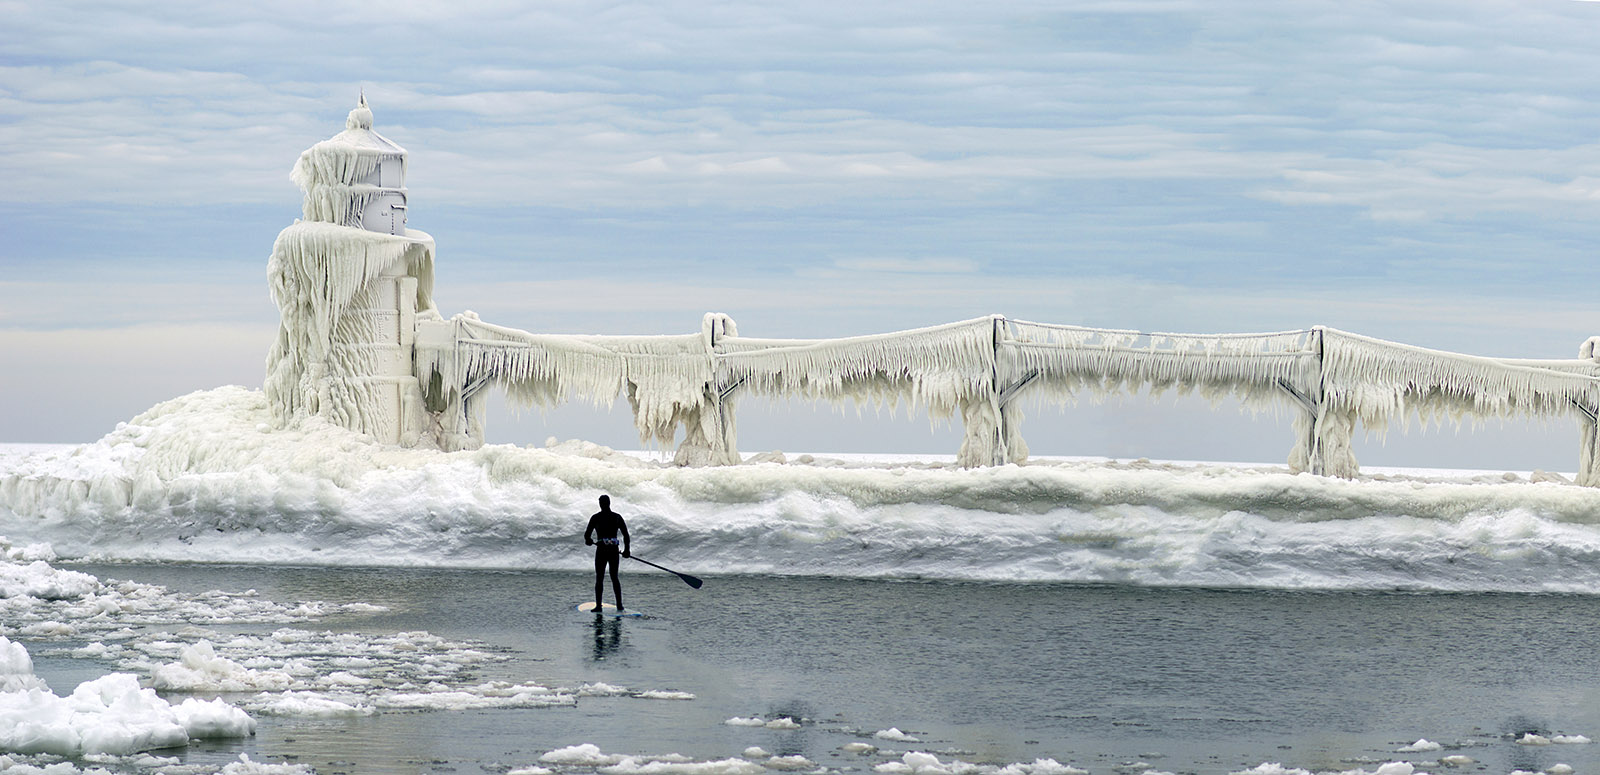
[577,602,643,617]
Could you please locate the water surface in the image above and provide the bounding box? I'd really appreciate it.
[33,564,1600,775]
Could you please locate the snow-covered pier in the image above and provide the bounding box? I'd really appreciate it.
[265,99,1600,483]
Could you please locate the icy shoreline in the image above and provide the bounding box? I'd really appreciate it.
[5,387,1600,592]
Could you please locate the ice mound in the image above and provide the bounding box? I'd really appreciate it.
[0,636,48,692]
[0,637,253,756]
[12,388,1600,592]
[543,744,626,766]
[0,557,96,601]
[875,727,920,742]
[1233,764,1419,775]
[875,751,982,775]
[1397,739,1441,752]
[540,746,763,775]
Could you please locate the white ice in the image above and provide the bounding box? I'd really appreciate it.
[10,388,1600,593]
[0,637,253,757]
[874,728,920,743]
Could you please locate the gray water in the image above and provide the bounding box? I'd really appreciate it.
[32,564,1600,775]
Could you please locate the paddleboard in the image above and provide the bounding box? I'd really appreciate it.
[576,602,643,617]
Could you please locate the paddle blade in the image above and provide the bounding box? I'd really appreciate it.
[631,556,704,590]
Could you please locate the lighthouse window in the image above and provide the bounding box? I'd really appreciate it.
[379,158,401,188]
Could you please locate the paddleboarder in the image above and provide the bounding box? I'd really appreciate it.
[584,494,630,612]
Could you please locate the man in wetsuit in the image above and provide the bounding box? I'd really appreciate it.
[584,494,630,612]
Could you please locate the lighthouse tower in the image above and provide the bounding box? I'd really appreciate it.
[264,96,437,445]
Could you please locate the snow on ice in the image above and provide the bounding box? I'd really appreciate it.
[10,388,1600,593]
[0,636,253,757]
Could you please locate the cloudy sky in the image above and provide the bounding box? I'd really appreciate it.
[5,0,1600,470]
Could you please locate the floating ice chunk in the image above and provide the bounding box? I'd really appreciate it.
[725,717,767,726]
[601,757,766,775]
[172,697,257,738]
[842,743,878,754]
[638,690,695,700]
[247,690,373,717]
[744,747,771,758]
[0,559,99,600]
[0,656,253,757]
[874,751,985,775]
[1371,763,1415,775]
[512,768,557,775]
[581,682,630,696]
[1552,735,1591,744]
[0,636,48,692]
[150,640,294,692]
[1548,765,1574,775]
[764,755,815,770]
[1231,765,1314,775]
[542,744,626,766]
[1438,756,1473,767]
[1519,734,1553,746]
[875,728,921,742]
[18,622,75,637]
[1398,739,1442,752]
[0,538,55,563]
[764,717,801,729]
[220,753,317,774]
[993,759,1087,775]
[374,682,577,710]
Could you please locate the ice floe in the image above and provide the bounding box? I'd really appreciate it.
[0,637,253,757]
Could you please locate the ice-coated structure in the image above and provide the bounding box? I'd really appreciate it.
[263,98,1600,482]
[265,95,436,446]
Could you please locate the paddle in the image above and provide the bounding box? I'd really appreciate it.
[630,556,704,589]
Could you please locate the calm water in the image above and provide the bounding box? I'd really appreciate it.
[32,564,1600,775]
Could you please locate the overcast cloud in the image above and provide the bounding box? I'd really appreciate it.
[3,0,1599,469]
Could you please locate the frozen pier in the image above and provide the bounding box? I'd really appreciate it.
[265,99,1600,483]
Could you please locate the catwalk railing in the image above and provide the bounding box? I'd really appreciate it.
[413,313,1600,484]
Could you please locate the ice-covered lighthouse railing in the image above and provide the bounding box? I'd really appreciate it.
[1317,328,1600,484]
[411,308,1600,481]
[264,97,1600,483]
[414,313,729,462]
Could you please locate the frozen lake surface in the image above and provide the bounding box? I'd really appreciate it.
[25,563,1600,775]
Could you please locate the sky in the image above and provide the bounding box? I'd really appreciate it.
[3,0,1600,471]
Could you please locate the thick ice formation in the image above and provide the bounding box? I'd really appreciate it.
[9,390,1600,592]
[0,637,253,757]
[410,313,1600,480]
[257,102,1600,481]
[267,97,436,447]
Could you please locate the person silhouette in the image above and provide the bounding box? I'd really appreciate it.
[584,494,630,612]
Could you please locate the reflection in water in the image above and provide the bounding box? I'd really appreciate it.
[592,614,623,661]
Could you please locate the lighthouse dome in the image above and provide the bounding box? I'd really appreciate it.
[290,94,410,235]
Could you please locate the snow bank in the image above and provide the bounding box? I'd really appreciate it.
[10,387,1600,592]
[0,637,253,756]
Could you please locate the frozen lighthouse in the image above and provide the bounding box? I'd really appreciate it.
[258,97,1600,481]
[264,96,437,445]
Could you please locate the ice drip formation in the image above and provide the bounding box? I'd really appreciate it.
[264,97,1600,481]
